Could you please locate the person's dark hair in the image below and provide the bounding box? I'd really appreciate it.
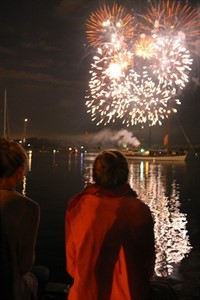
[92,149,129,189]
[0,138,27,178]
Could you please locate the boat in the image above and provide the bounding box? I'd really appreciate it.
[83,114,190,162]
[124,149,187,161]
[124,115,190,162]
[83,148,187,162]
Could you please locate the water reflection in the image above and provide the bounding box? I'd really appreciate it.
[81,156,93,185]
[22,150,32,196]
[67,152,80,172]
[22,175,27,196]
[129,161,192,276]
[82,157,192,277]
[28,150,32,171]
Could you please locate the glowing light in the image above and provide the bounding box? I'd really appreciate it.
[106,62,122,79]
[134,35,154,59]
[28,150,32,171]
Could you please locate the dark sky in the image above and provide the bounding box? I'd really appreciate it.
[0,0,200,147]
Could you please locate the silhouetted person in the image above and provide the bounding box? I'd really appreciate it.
[0,138,48,300]
[65,149,155,300]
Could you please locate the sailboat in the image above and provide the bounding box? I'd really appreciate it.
[125,148,187,161]
[124,119,187,162]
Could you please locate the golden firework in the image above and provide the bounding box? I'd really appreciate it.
[140,0,200,49]
[134,35,154,59]
[86,4,135,48]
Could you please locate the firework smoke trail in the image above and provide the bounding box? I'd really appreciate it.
[85,1,200,127]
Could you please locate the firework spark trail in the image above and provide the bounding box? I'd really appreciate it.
[86,46,134,126]
[139,0,200,52]
[117,68,179,126]
[86,4,135,49]
[85,1,200,127]
[149,37,193,88]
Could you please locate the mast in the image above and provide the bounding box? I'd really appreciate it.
[163,115,170,153]
[3,89,7,138]
[148,125,152,149]
[3,89,10,139]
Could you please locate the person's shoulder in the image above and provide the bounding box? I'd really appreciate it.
[67,193,82,211]
[1,191,40,222]
[128,196,152,218]
[15,191,40,212]
[67,184,97,211]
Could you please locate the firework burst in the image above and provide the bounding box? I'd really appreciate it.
[139,0,200,52]
[85,47,131,125]
[134,35,155,59]
[85,1,199,127]
[150,37,193,88]
[122,68,180,126]
[86,4,135,50]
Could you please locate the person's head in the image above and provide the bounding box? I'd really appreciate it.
[0,138,27,183]
[92,149,129,189]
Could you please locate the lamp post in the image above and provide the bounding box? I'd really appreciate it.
[23,118,28,146]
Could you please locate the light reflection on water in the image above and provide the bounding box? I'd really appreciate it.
[22,150,32,196]
[81,154,192,277]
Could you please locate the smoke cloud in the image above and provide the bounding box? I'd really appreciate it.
[90,129,140,147]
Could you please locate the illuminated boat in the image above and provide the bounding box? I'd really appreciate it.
[124,149,187,161]
[124,119,188,162]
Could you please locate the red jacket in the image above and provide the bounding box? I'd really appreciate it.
[65,183,155,300]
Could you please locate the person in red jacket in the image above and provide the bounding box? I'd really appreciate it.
[65,149,155,300]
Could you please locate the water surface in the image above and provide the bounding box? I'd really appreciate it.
[19,151,200,286]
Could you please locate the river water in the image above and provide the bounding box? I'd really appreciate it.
[19,150,200,297]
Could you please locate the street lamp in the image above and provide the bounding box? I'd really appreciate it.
[23,118,28,146]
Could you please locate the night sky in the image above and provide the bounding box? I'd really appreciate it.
[0,0,200,147]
